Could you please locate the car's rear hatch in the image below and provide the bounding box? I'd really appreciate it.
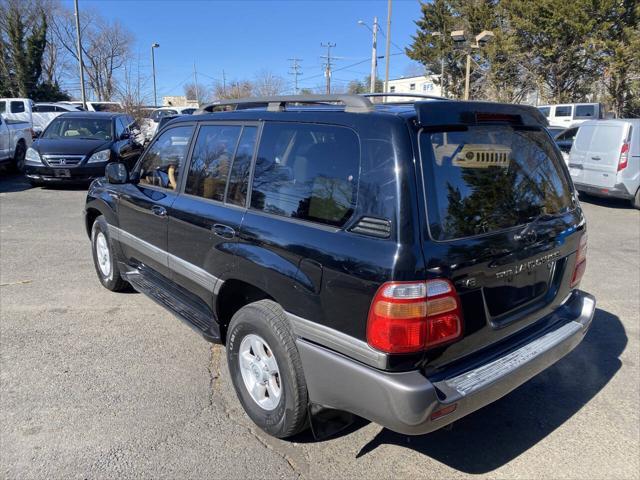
[415,102,584,372]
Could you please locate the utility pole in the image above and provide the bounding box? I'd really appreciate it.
[193,62,200,106]
[222,69,227,97]
[383,0,392,97]
[369,17,379,93]
[288,58,303,95]
[464,53,471,101]
[320,42,336,94]
[73,0,86,109]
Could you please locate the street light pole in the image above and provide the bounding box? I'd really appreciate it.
[73,0,86,109]
[369,17,379,93]
[451,30,494,101]
[151,43,159,107]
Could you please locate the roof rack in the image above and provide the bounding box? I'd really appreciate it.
[361,92,450,102]
[198,94,375,114]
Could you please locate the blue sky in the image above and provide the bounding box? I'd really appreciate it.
[64,0,425,101]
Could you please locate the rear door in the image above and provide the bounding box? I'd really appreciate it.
[568,123,596,184]
[168,122,258,308]
[418,116,579,367]
[582,123,627,189]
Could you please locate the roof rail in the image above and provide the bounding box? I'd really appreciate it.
[198,94,375,114]
[361,92,450,102]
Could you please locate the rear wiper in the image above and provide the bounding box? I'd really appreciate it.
[514,211,557,241]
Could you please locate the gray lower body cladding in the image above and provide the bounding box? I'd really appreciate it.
[297,290,596,435]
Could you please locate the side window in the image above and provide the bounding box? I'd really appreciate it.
[557,127,579,141]
[227,126,257,206]
[34,105,56,112]
[250,122,359,227]
[555,106,572,117]
[138,125,194,190]
[575,105,595,118]
[10,101,25,113]
[0,101,6,113]
[185,125,241,201]
[538,107,550,117]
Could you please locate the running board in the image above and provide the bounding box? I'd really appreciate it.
[122,267,221,343]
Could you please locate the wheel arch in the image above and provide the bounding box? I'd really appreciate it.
[215,278,276,344]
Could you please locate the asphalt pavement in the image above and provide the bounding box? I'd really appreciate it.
[1,172,638,479]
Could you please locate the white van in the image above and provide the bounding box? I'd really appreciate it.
[538,103,603,128]
[568,119,640,208]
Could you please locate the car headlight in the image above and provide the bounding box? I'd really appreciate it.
[87,149,111,163]
[25,147,43,166]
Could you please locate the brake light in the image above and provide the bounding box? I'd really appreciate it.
[367,279,463,353]
[570,233,588,288]
[618,142,629,171]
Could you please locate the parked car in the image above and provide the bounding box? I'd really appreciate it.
[141,106,197,142]
[0,114,32,171]
[63,101,124,112]
[84,95,594,439]
[569,119,640,208]
[538,103,604,128]
[32,102,83,134]
[553,126,580,164]
[24,112,143,186]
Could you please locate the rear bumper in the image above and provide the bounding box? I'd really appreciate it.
[297,290,595,435]
[574,182,633,200]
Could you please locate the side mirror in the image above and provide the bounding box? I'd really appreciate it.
[105,162,129,184]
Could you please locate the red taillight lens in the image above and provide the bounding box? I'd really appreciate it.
[571,233,588,288]
[367,279,463,353]
[618,143,629,171]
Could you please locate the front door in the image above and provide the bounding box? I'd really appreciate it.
[168,123,258,308]
[117,123,195,279]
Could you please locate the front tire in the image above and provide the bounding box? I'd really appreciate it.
[226,300,308,438]
[633,188,640,210]
[91,215,129,292]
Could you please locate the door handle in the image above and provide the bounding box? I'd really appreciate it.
[151,205,167,217]
[591,156,601,161]
[212,224,236,239]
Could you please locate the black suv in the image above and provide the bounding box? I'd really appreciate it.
[84,94,595,439]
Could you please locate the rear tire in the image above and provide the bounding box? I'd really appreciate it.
[226,300,308,438]
[91,215,129,292]
[633,188,640,210]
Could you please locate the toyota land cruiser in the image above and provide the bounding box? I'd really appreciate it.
[84,94,595,439]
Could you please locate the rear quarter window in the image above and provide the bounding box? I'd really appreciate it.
[554,106,572,117]
[420,126,573,240]
[575,105,595,118]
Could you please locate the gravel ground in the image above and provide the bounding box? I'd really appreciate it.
[1,172,638,479]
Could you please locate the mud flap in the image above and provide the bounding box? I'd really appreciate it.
[308,403,355,440]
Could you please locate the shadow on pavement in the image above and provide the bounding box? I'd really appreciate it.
[578,193,635,210]
[0,172,33,193]
[354,308,625,473]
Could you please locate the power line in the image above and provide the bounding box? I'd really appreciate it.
[288,58,303,94]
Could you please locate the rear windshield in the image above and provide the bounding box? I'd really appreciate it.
[419,126,574,240]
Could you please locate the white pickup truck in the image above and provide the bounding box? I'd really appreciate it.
[0,114,32,171]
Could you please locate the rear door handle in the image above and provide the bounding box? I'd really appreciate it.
[212,224,236,239]
[591,156,601,161]
[151,205,167,217]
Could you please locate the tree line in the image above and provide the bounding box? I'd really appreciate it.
[406,0,640,117]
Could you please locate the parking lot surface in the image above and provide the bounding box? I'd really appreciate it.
[1,173,639,479]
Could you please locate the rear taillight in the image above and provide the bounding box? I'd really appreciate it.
[367,279,463,353]
[570,233,588,288]
[618,142,629,171]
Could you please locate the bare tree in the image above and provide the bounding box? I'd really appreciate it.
[252,69,285,96]
[184,82,210,103]
[51,6,132,101]
[213,79,253,99]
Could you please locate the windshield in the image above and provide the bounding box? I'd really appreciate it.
[419,125,574,240]
[42,117,113,141]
